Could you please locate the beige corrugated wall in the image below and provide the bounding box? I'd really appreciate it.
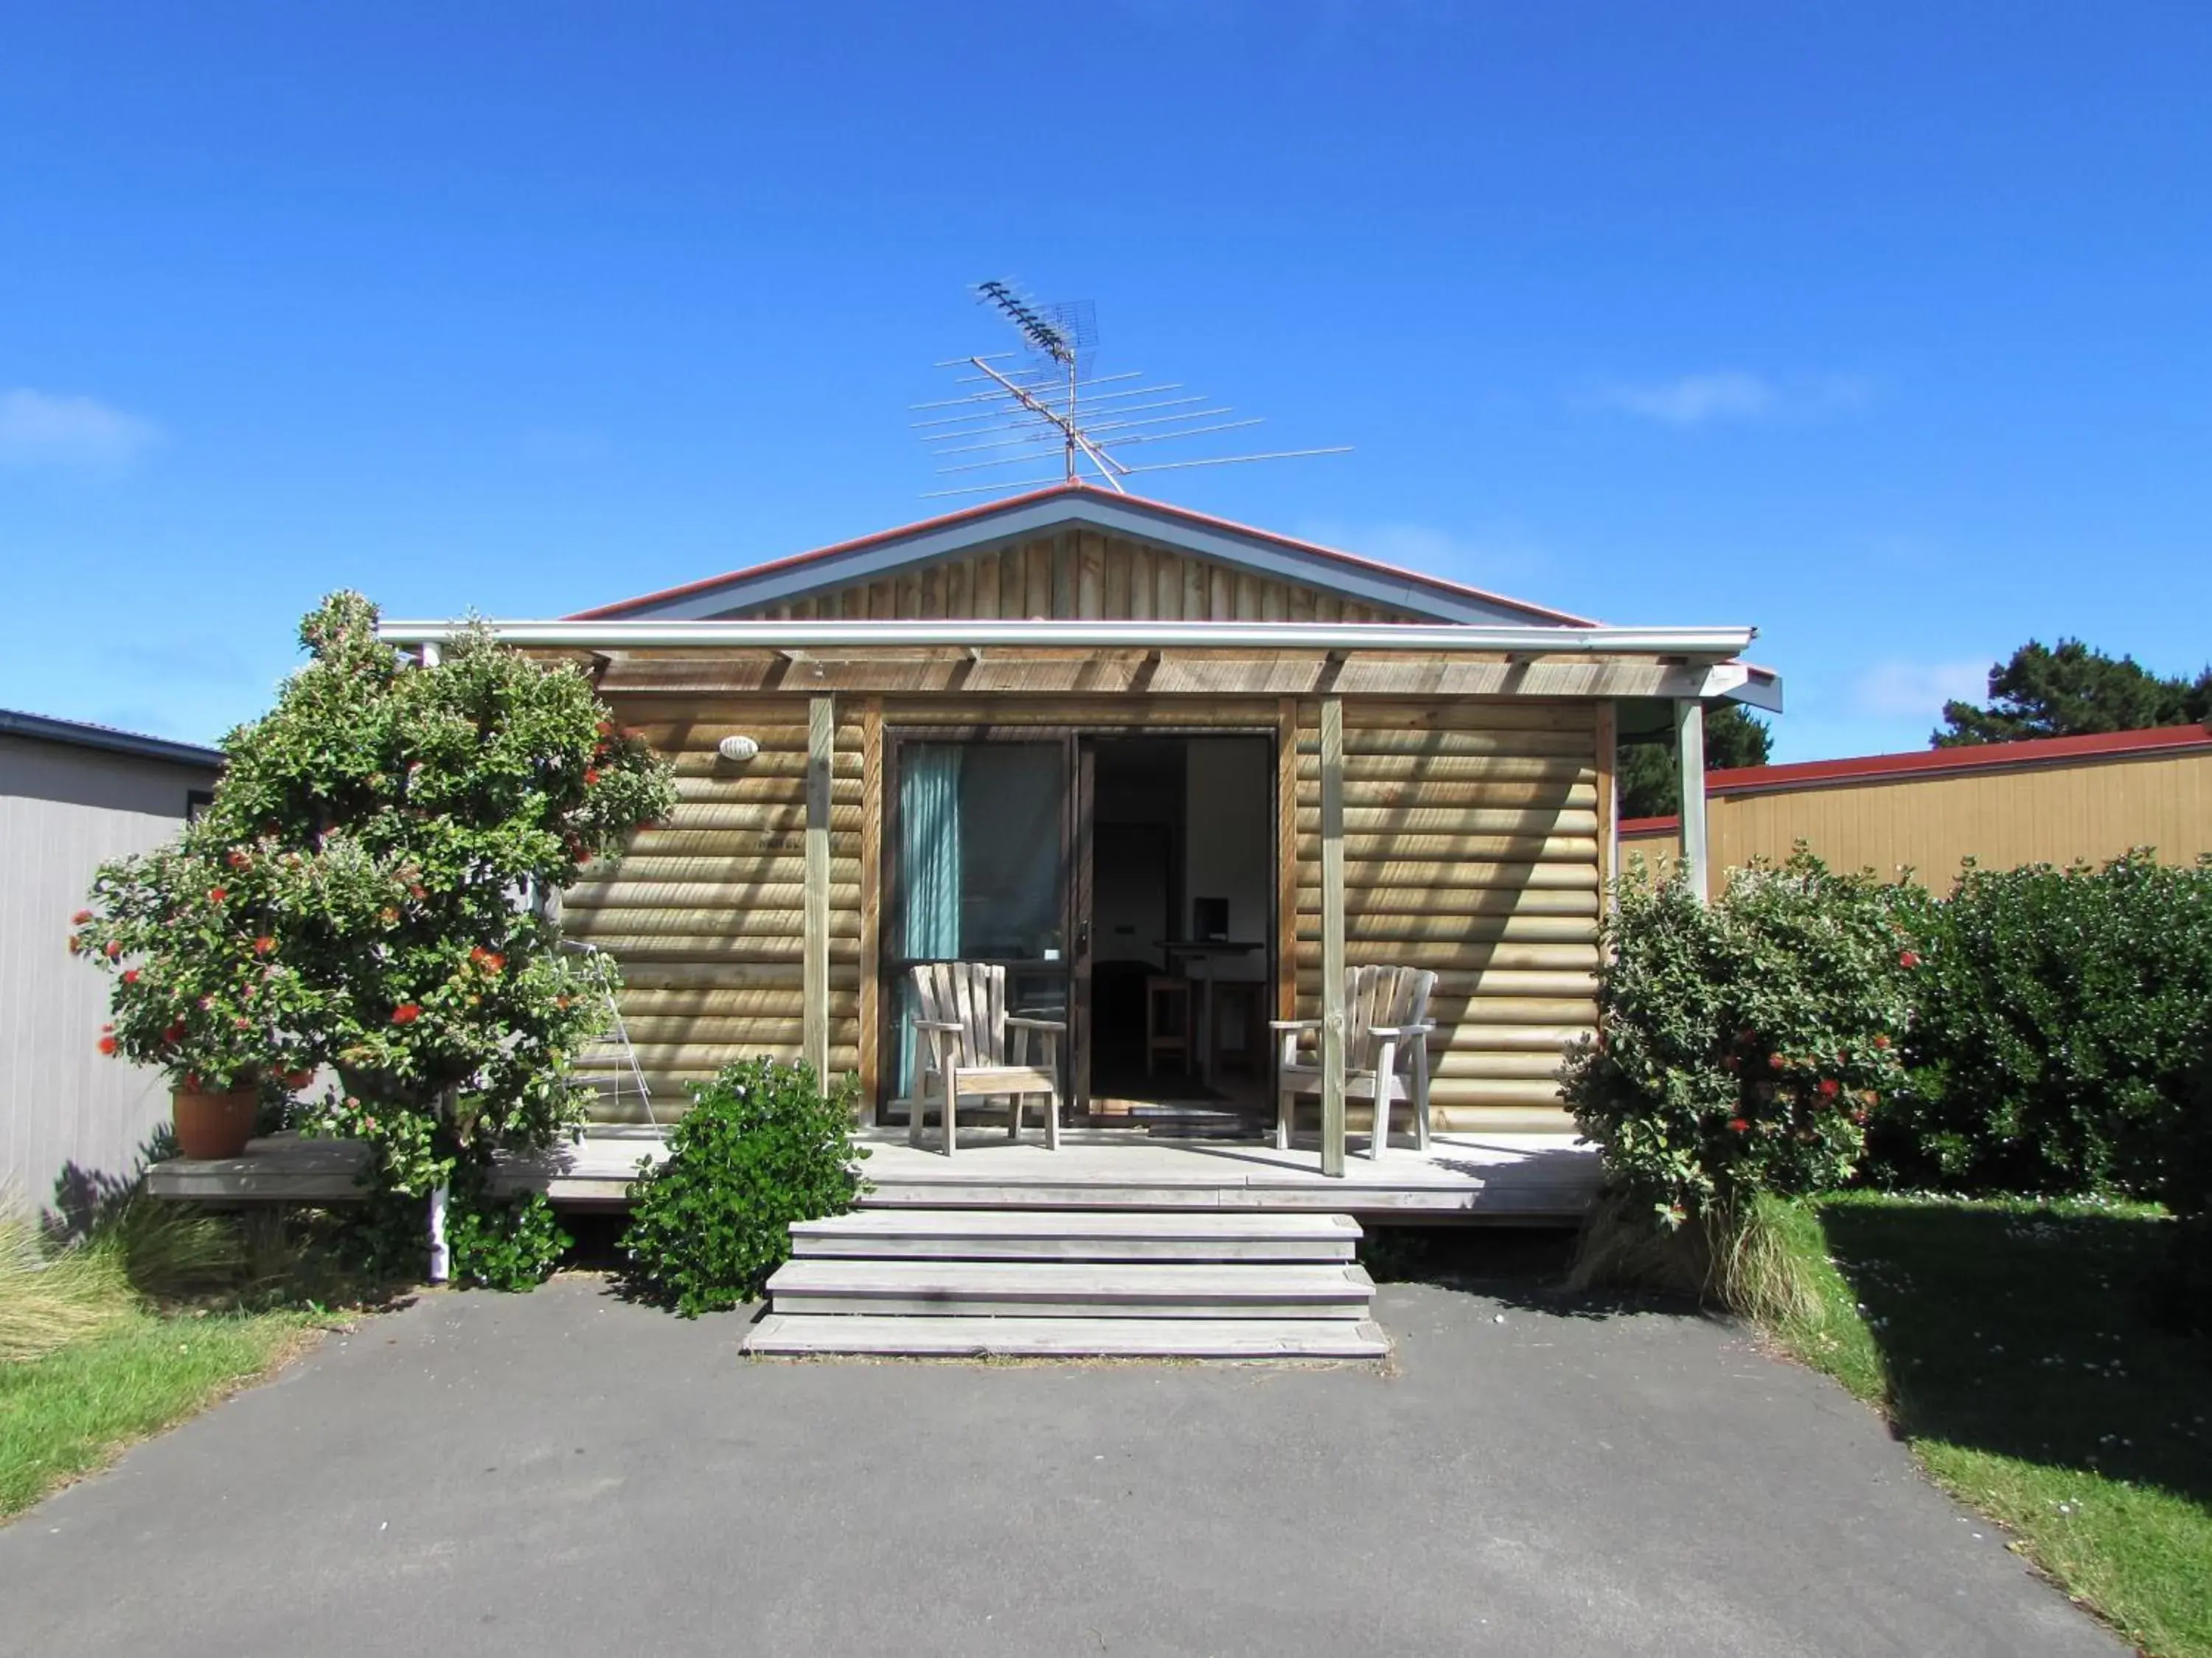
[1,738,217,1213]
[1620,743,2212,891]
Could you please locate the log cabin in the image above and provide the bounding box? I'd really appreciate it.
[380,482,1780,1182]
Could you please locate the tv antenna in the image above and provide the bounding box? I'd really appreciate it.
[914,280,1350,498]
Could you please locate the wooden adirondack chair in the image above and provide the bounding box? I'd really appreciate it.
[906,961,1067,1156]
[1272,965,1438,1159]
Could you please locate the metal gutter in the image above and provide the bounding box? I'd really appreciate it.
[377,618,1758,657]
[0,707,225,769]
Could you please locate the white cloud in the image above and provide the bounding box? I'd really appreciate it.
[0,389,162,468]
[1853,659,1990,718]
[1587,371,1871,427]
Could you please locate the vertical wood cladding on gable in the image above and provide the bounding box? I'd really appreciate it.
[731,531,1425,625]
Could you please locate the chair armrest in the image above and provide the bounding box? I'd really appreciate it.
[912,1019,964,1033]
[1004,1016,1067,1033]
[1366,1022,1434,1039]
[1268,1019,1323,1032]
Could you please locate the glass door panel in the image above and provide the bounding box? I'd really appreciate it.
[884,740,1069,1110]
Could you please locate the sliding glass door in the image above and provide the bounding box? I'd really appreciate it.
[883,738,1070,1114]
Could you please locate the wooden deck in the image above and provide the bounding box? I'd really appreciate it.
[145,1127,1599,1221]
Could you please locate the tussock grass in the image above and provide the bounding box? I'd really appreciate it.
[0,1211,130,1362]
[1567,1188,1829,1326]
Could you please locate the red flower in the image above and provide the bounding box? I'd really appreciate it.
[1728,1117,1751,1134]
[233,1015,250,1030]
[482,952,504,974]
[1873,1034,1891,1050]
[162,1021,185,1044]
[584,768,601,785]
[283,1069,315,1090]
[597,719,615,738]
[391,1003,421,1024]
[122,968,139,984]
[254,935,276,955]
[97,1035,118,1055]
[72,909,93,925]
[1818,1078,1840,1100]
[227,848,251,869]
[1767,1052,1785,1071]
[66,936,83,954]
[1898,950,1919,970]
[104,939,123,959]
[209,887,228,903]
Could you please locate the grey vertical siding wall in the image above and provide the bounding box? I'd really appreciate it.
[1,735,217,1214]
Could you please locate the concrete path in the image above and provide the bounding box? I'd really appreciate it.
[0,1274,2120,1657]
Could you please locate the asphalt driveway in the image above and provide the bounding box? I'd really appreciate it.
[0,1271,2119,1657]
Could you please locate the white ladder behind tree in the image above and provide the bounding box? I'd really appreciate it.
[561,940,655,1125]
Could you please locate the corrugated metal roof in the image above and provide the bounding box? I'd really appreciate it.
[0,709,224,769]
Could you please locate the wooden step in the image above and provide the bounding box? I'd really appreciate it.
[762,1260,1376,1319]
[789,1210,1361,1262]
[742,1313,1389,1360]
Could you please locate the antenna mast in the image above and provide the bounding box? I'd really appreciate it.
[913,280,1349,499]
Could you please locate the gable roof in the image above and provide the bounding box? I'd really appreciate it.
[573,482,1598,628]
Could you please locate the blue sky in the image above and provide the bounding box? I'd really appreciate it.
[4,2,2208,760]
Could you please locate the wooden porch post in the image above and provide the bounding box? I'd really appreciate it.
[1594,700,1618,907]
[1674,696,1709,901]
[857,697,883,1121]
[804,695,835,1080]
[1319,696,1346,1178]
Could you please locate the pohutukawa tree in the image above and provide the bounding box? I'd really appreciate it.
[73,592,676,1230]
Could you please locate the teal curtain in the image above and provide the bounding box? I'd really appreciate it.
[897,745,963,1095]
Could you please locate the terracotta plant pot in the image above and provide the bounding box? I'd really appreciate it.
[173,1086,260,1159]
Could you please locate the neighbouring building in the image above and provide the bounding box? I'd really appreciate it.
[1,710,223,1215]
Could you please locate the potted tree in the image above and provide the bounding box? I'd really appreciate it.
[72,592,675,1274]
[71,842,316,1159]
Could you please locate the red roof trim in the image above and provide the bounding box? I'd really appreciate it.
[1708,723,2212,795]
[569,482,1599,627]
[567,484,1079,620]
[1616,726,2212,829]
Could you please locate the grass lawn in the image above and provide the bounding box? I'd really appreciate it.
[0,1306,326,1519]
[1768,1192,2212,1658]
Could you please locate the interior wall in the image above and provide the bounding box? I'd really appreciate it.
[1183,738,1271,985]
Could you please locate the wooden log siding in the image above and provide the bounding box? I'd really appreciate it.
[561,699,866,1114]
[727,530,1426,625]
[1290,701,1599,1128]
[563,689,1601,1131]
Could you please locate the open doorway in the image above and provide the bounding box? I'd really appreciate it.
[1082,735,1273,1134]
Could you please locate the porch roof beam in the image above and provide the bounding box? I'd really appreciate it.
[378,617,1758,659]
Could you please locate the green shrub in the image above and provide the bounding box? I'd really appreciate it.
[1561,850,1916,1232]
[445,1184,571,1293]
[1882,852,2212,1197]
[620,1058,867,1317]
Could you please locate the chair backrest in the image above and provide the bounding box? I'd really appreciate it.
[1346,964,1435,1074]
[908,960,1008,1070]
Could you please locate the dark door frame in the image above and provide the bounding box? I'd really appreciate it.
[874,721,1277,1129]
